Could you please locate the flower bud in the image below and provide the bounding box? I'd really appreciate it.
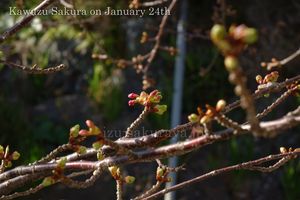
[12,151,20,160]
[0,145,4,154]
[280,147,287,153]
[5,161,12,168]
[243,28,258,44]
[149,90,159,97]
[89,126,101,136]
[200,116,211,124]
[216,99,226,112]
[255,75,263,84]
[205,108,214,117]
[93,141,103,150]
[154,105,167,115]
[224,56,239,71]
[128,93,139,99]
[216,40,232,53]
[77,146,87,154]
[86,120,95,128]
[109,166,120,179]
[97,151,104,160]
[294,148,300,152]
[42,177,55,187]
[188,113,199,123]
[234,85,242,96]
[70,124,80,138]
[124,176,135,184]
[210,24,227,42]
[128,100,136,107]
[156,167,166,178]
[79,129,89,136]
[268,71,279,83]
[57,157,67,169]
[140,32,148,44]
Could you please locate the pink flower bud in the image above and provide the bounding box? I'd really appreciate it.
[128,100,136,106]
[149,90,159,97]
[79,129,89,136]
[128,93,139,99]
[86,120,95,128]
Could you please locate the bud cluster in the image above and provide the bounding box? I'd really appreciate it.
[42,157,68,187]
[280,147,300,158]
[128,90,168,115]
[156,166,171,182]
[0,145,20,169]
[286,81,300,96]
[132,55,144,74]
[109,166,136,184]
[68,120,104,155]
[256,71,279,85]
[188,99,227,124]
[210,24,258,72]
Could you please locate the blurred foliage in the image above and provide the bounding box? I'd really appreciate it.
[228,137,255,187]
[282,160,300,199]
[89,63,124,120]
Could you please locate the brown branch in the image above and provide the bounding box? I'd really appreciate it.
[31,144,72,165]
[141,0,169,7]
[222,74,300,113]
[143,151,300,200]
[60,167,103,189]
[1,107,299,195]
[262,47,300,70]
[0,0,58,43]
[142,0,177,85]
[134,181,162,200]
[2,75,295,181]
[116,179,123,200]
[125,108,149,138]
[0,184,44,200]
[1,75,297,183]
[256,86,298,119]
[0,60,67,74]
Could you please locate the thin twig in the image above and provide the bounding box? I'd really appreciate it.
[125,108,149,138]
[0,0,58,43]
[262,47,300,70]
[116,179,123,200]
[0,60,67,74]
[143,151,300,200]
[141,0,169,7]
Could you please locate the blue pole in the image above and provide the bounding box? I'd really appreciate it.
[165,0,187,199]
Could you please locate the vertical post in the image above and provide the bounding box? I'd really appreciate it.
[164,0,187,199]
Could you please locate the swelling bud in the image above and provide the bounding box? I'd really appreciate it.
[210,24,226,42]
[224,56,239,71]
[243,28,258,44]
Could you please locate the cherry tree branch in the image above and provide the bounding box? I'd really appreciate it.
[262,47,300,70]
[143,150,300,200]
[0,0,58,43]
[0,106,299,196]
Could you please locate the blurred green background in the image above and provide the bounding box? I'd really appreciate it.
[0,0,299,199]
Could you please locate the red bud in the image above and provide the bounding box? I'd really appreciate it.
[85,120,95,128]
[128,93,139,99]
[128,100,136,106]
[79,129,89,136]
